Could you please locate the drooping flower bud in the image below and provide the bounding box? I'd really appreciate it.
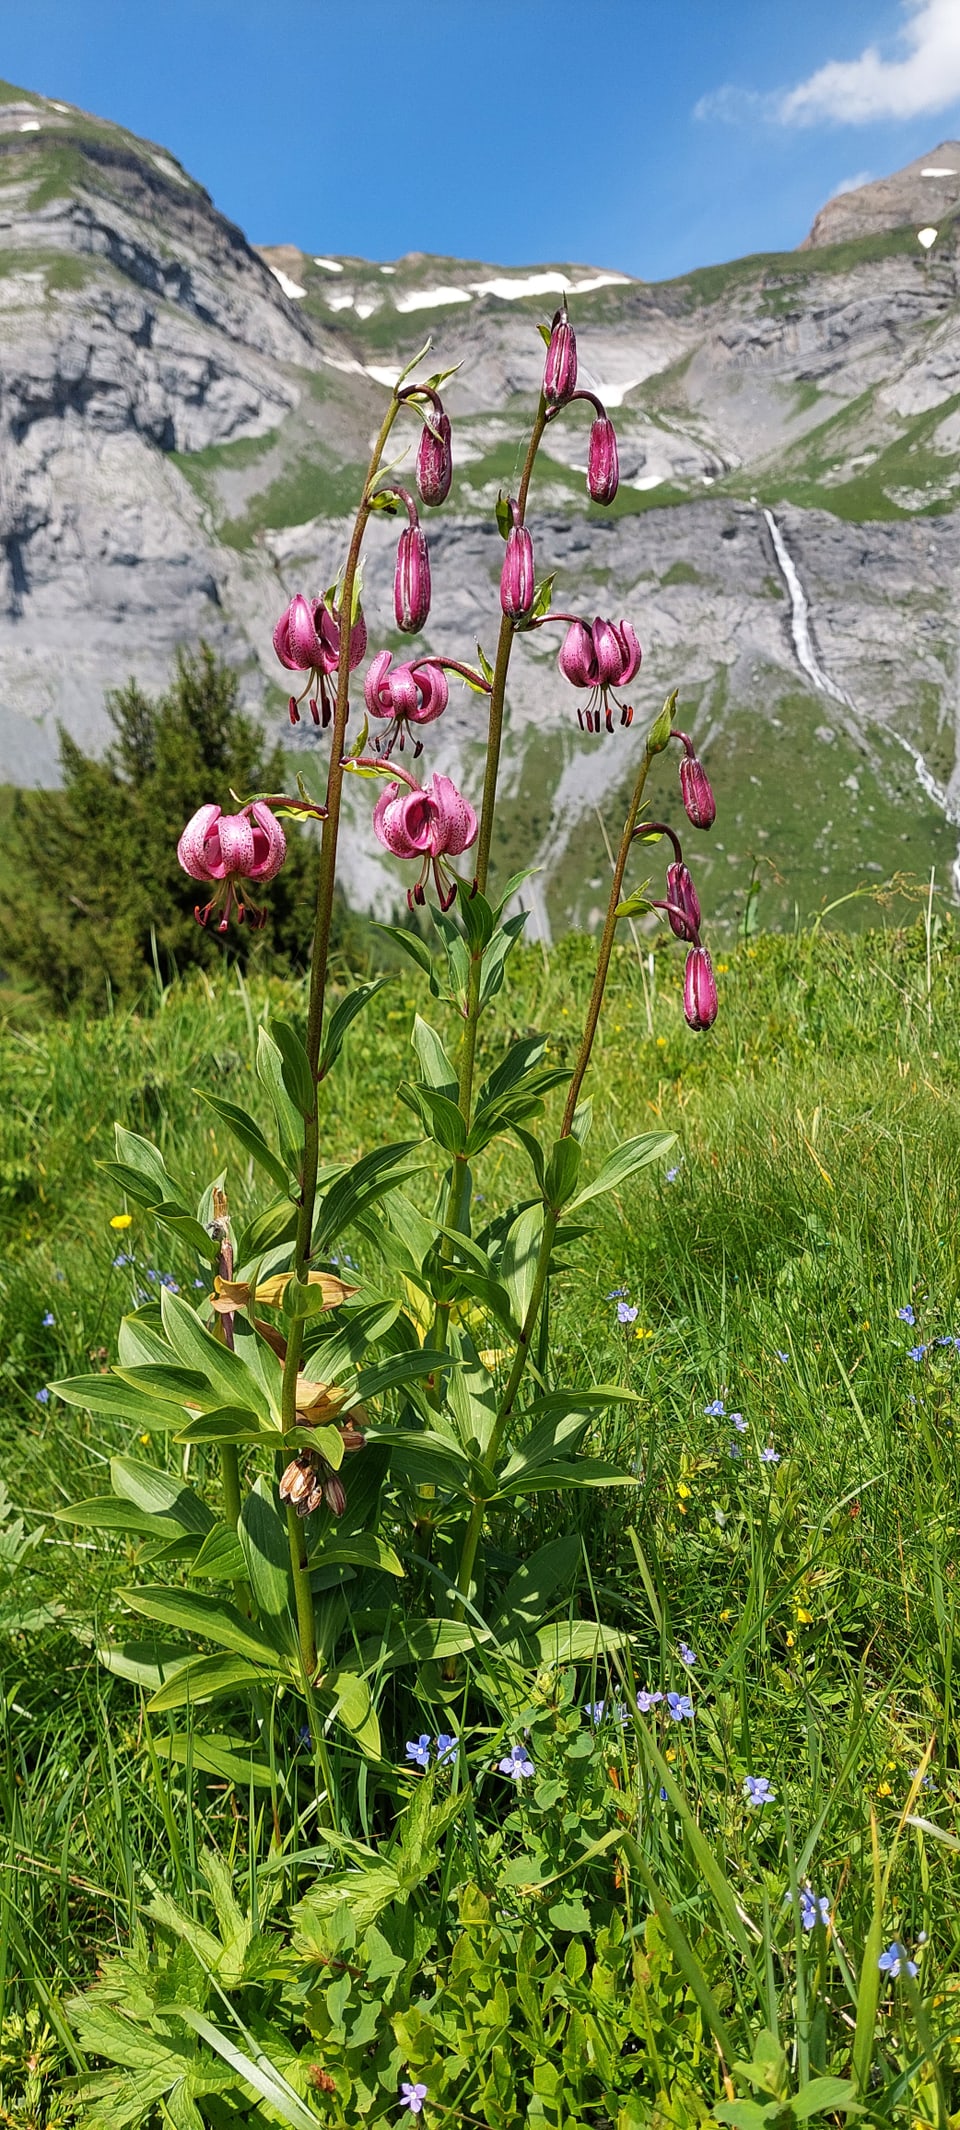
[673,729,716,830]
[394,521,431,633]
[416,411,453,507]
[544,306,577,405]
[684,946,718,1031]
[500,520,536,621]
[665,861,701,942]
[587,414,619,505]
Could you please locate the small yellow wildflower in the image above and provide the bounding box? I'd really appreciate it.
[716,962,729,974]
[139,1434,150,1446]
[665,1747,676,1764]
[110,1213,133,1231]
[677,1482,692,1500]
[720,1608,732,1623]
[656,1035,667,1048]
[786,1632,796,1648]
[795,1605,813,1625]
[877,1782,892,1798]
[635,1326,654,1341]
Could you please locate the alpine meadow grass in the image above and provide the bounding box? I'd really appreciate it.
[1,914,960,2123]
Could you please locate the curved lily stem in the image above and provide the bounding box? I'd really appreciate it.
[280,390,406,1678]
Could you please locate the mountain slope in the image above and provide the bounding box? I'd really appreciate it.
[0,79,958,931]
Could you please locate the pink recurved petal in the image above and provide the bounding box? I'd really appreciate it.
[617,622,642,687]
[593,619,625,688]
[272,605,299,671]
[364,652,419,721]
[373,782,432,859]
[214,812,257,877]
[285,593,327,669]
[426,774,478,857]
[177,804,223,883]
[247,803,287,881]
[410,664,449,724]
[558,620,597,690]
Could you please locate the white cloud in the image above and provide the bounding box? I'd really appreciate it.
[832,169,875,194]
[780,0,960,125]
[695,1,960,130]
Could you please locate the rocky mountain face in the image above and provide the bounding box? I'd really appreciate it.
[1,78,959,933]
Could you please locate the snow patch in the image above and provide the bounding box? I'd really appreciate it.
[313,256,344,272]
[269,267,307,300]
[354,298,381,319]
[394,285,473,312]
[470,269,630,301]
[18,121,41,133]
[380,264,397,275]
[631,474,663,491]
[324,291,356,310]
[151,152,190,186]
[922,166,956,176]
[49,101,71,113]
[366,363,402,387]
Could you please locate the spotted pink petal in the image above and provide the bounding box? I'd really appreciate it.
[364,651,419,721]
[177,804,223,882]
[410,664,449,725]
[272,605,299,671]
[284,593,326,669]
[425,774,478,857]
[558,620,597,689]
[214,812,257,877]
[373,781,433,858]
[246,803,286,881]
[593,618,626,688]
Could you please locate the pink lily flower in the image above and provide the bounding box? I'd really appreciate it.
[557,616,642,732]
[177,801,286,931]
[272,593,367,725]
[363,651,449,755]
[371,765,478,910]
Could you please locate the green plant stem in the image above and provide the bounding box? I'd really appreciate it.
[221,1443,242,1529]
[280,394,404,1677]
[560,743,655,1135]
[453,740,656,1612]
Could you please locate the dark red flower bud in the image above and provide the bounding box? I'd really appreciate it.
[416,411,453,506]
[587,414,619,505]
[323,1471,347,1517]
[684,946,718,1031]
[679,753,716,830]
[544,307,578,405]
[395,523,431,633]
[500,523,536,620]
[666,861,701,942]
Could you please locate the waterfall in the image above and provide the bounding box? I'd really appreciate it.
[762,507,852,707]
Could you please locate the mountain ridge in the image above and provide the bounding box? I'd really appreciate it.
[0,76,958,932]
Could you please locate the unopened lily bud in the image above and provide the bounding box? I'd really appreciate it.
[587,414,619,504]
[679,753,716,831]
[323,1471,347,1517]
[684,945,718,1031]
[666,860,701,942]
[395,523,431,633]
[544,307,577,405]
[416,412,453,506]
[500,523,536,621]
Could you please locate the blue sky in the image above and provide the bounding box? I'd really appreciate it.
[4,0,960,278]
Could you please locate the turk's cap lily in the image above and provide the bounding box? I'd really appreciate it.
[557,616,641,733]
[177,802,287,930]
[371,766,478,911]
[363,650,449,749]
[273,593,367,678]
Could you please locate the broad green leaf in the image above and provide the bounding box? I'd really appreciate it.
[101,1158,168,1210]
[239,1480,297,1658]
[544,1136,582,1210]
[478,910,527,1008]
[312,1531,403,1579]
[176,1407,272,1445]
[116,1315,179,1371]
[302,1299,401,1382]
[491,1533,580,1638]
[500,1202,545,1325]
[497,1457,637,1497]
[111,1456,215,1535]
[568,1130,677,1211]
[371,923,439,992]
[122,1585,285,1667]
[367,1428,473,1487]
[160,1287,274,1422]
[399,1081,466,1154]
[49,1374,187,1430]
[354,1348,454,1401]
[189,1524,247,1582]
[411,1014,457,1095]
[147,1651,274,1713]
[96,1640,194,1691]
[257,1026,305,1161]
[237,1194,299,1263]
[152,1733,275,1788]
[467,1068,569,1157]
[114,1361,209,1402]
[791,2080,864,2119]
[153,1204,220,1259]
[328,1668,381,1758]
[198,1093,291,1193]
[273,1019,315,1118]
[314,1142,425,1253]
[320,977,393,1079]
[533,1621,627,1664]
[115,1125,178,1196]
[55,1498,179,1538]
